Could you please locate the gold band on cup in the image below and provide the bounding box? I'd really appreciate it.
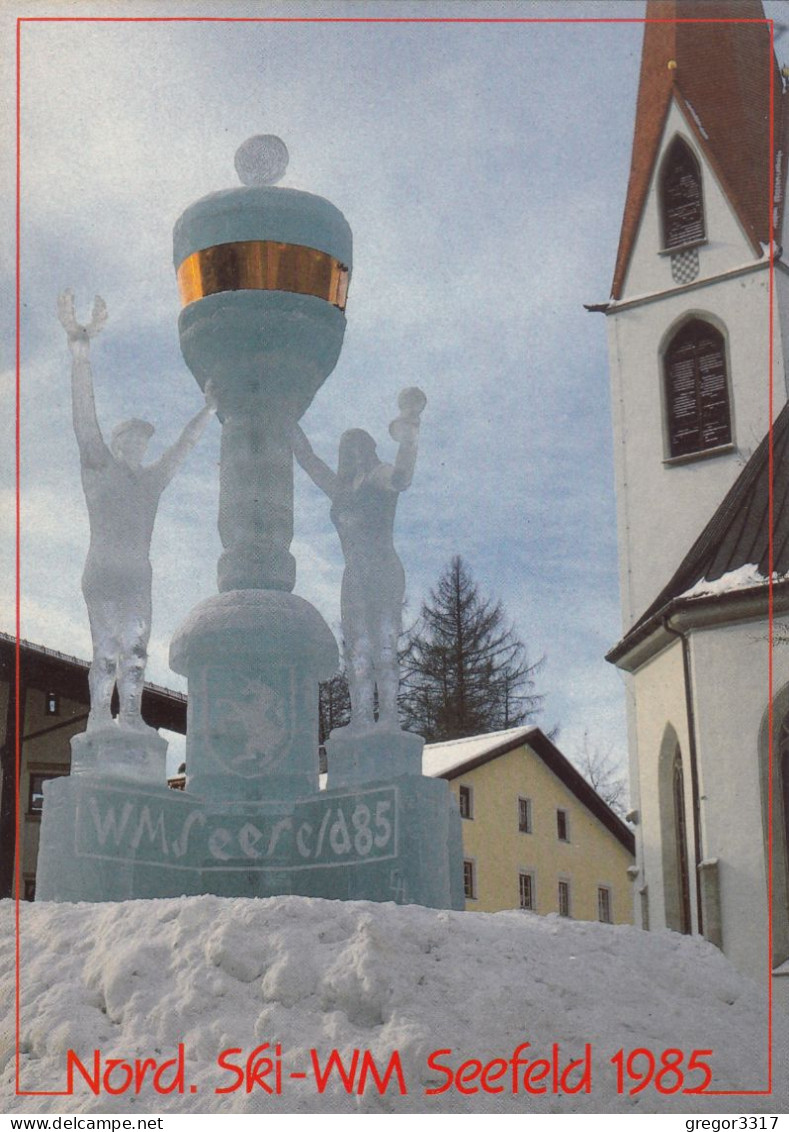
[177,240,350,310]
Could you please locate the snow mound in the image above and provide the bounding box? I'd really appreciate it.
[1,895,786,1114]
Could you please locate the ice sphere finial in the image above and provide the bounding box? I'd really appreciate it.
[234,135,289,186]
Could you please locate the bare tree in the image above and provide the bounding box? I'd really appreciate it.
[319,670,352,747]
[572,729,629,817]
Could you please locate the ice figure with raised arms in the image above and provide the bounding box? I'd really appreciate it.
[58,289,216,731]
[36,143,461,909]
[292,387,426,733]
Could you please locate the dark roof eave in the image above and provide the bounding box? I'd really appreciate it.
[437,728,635,855]
[0,631,187,706]
[606,579,789,670]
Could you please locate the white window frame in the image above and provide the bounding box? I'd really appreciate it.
[517,796,532,834]
[463,858,477,901]
[558,879,571,918]
[518,870,535,911]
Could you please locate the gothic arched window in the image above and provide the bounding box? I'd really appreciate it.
[672,747,692,936]
[778,713,789,889]
[664,319,732,459]
[659,727,694,935]
[660,137,705,250]
[760,692,789,968]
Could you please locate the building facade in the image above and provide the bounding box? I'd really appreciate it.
[600,0,789,1001]
[424,727,635,922]
[0,633,186,900]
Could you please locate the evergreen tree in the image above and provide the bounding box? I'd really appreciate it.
[399,556,545,741]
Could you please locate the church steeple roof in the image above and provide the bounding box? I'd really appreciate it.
[611,0,785,300]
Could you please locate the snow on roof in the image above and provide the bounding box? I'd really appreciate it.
[421,726,536,779]
[610,397,789,663]
[680,562,778,600]
[320,727,536,790]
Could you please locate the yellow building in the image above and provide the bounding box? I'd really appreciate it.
[424,727,635,922]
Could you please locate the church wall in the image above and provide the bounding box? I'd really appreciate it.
[607,265,776,626]
[758,632,789,979]
[604,0,787,1000]
[629,639,693,932]
[687,619,774,978]
[776,267,789,405]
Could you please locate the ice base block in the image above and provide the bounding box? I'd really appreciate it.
[69,724,168,783]
[35,770,464,909]
[325,728,424,787]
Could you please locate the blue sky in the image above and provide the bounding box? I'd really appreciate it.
[3,0,785,776]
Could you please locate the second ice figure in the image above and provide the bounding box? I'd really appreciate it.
[292,387,426,734]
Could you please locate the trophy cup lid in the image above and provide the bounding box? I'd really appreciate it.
[173,135,353,274]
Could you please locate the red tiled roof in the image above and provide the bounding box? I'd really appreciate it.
[611,0,784,300]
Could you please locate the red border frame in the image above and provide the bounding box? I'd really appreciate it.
[13,10,778,1103]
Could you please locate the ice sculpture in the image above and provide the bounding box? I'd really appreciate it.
[293,387,426,732]
[58,290,216,730]
[36,143,462,910]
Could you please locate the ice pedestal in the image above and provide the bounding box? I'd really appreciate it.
[35,777,196,903]
[36,753,464,909]
[37,605,462,906]
[326,728,423,788]
[170,589,338,802]
[69,725,168,784]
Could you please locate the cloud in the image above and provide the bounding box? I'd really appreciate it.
[6,3,657,764]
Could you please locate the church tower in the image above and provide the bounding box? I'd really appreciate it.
[603,0,789,995]
[605,0,787,628]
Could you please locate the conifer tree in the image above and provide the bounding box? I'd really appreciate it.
[399,556,545,742]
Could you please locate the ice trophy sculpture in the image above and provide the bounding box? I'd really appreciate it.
[36,136,463,908]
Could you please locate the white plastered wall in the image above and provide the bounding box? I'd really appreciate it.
[622,101,758,300]
[608,275,778,627]
[606,97,786,627]
[687,617,777,980]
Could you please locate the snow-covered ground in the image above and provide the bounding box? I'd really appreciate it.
[1,895,786,1115]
